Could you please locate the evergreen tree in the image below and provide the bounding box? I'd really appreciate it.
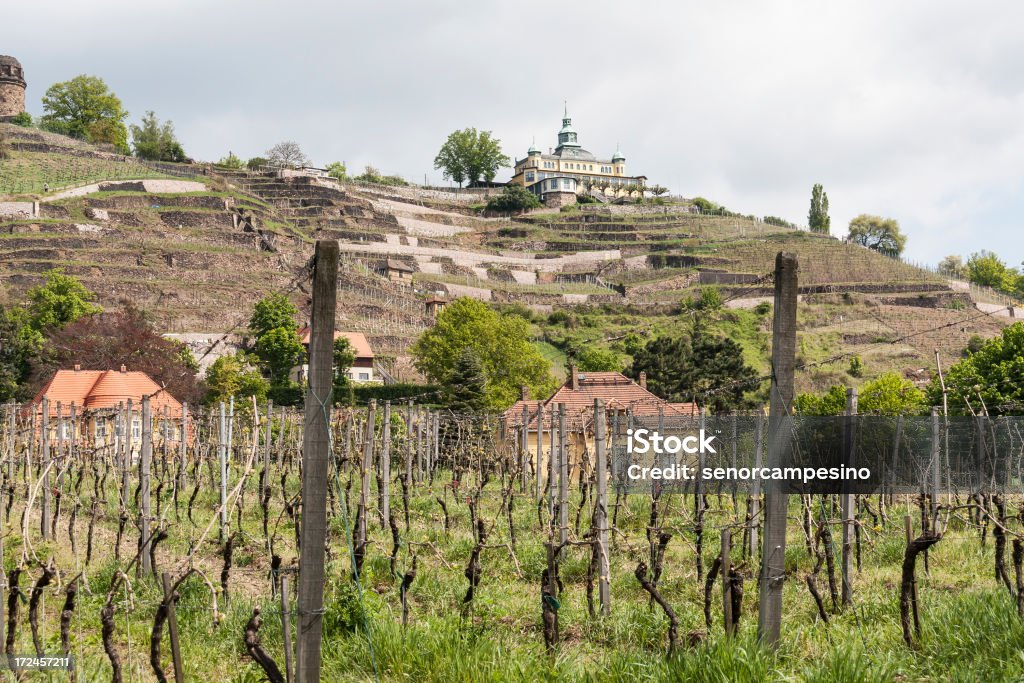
[445,347,487,413]
[627,325,758,413]
[808,183,830,234]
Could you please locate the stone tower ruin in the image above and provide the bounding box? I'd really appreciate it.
[0,55,27,121]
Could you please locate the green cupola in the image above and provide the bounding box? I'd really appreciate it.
[556,102,580,150]
[612,144,625,163]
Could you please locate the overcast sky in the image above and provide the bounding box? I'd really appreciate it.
[6,0,1023,265]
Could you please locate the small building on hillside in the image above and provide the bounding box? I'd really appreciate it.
[385,259,415,283]
[425,293,448,317]
[502,367,697,475]
[28,365,184,449]
[292,328,379,384]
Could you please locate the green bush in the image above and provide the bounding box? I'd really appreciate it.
[351,383,440,404]
[753,301,772,316]
[486,184,541,213]
[268,381,303,406]
[10,112,33,127]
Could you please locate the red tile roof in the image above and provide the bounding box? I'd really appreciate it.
[296,328,374,359]
[503,371,698,430]
[30,368,183,417]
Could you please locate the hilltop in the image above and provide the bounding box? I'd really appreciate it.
[1,124,1018,395]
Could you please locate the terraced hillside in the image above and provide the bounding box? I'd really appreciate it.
[2,130,1020,395]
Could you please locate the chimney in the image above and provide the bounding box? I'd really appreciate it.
[520,385,530,401]
[120,364,127,373]
[569,365,579,391]
[639,371,647,390]
[73,364,81,372]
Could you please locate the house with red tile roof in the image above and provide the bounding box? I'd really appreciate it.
[501,367,698,477]
[292,328,379,384]
[28,365,183,448]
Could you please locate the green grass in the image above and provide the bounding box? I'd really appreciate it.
[0,151,172,197]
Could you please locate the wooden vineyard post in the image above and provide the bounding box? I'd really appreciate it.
[841,388,857,607]
[381,401,391,529]
[262,399,273,493]
[535,403,544,501]
[281,574,295,683]
[757,251,798,646]
[161,572,184,683]
[219,401,228,540]
[722,529,733,635]
[296,239,339,683]
[558,403,568,546]
[903,515,920,634]
[122,400,132,508]
[140,396,153,575]
[548,406,557,521]
[41,396,50,539]
[179,403,189,489]
[359,400,376,547]
[749,410,764,558]
[416,410,424,483]
[405,401,413,491]
[521,403,530,493]
[931,408,941,516]
[593,399,611,615]
[431,412,439,482]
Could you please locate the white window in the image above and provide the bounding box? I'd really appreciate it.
[358,372,370,381]
[132,418,141,440]
[96,421,107,438]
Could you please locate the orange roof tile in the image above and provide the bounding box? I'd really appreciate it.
[30,368,183,417]
[502,371,698,430]
[296,328,374,358]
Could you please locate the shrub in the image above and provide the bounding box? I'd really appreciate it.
[10,112,33,127]
[753,301,772,316]
[847,355,864,378]
[486,184,541,213]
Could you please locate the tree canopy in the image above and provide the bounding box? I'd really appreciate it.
[0,306,41,402]
[445,347,488,413]
[626,326,758,413]
[808,184,830,234]
[926,322,1024,415]
[249,293,300,339]
[26,268,102,332]
[130,111,186,162]
[411,297,555,411]
[205,352,269,406]
[570,345,623,373]
[434,128,510,188]
[847,214,906,257]
[266,141,309,168]
[40,75,129,152]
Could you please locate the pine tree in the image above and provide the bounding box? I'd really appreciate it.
[808,183,831,234]
[445,347,488,413]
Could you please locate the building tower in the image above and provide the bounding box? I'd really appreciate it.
[556,102,580,151]
[0,55,27,121]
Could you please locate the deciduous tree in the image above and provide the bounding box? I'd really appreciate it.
[130,111,186,162]
[927,322,1024,415]
[434,128,510,187]
[265,141,308,169]
[808,184,830,234]
[412,297,555,411]
[847,214,906,257]
[40,75,129,152]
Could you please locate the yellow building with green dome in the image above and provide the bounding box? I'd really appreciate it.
[509,106,647,202]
